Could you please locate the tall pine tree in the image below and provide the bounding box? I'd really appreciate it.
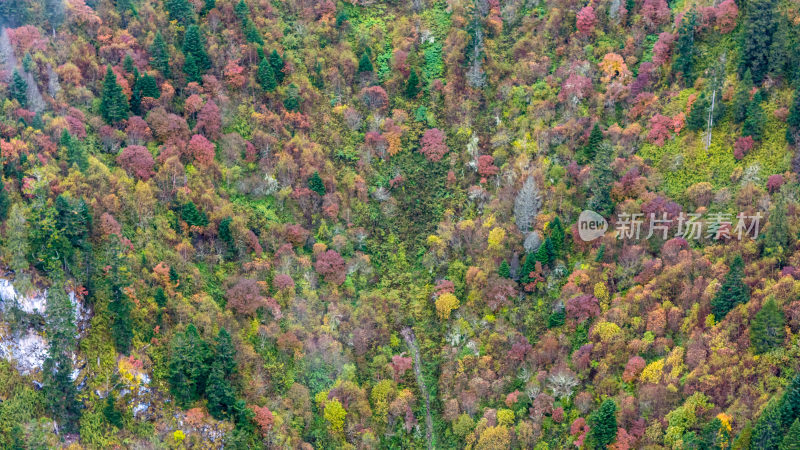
[206,329,238,419]
[257,57,277,92]
[710,255,749,319]
[739,0,777,83]
[581,123,603,163]
[589,399,617,449]
[42,279,81,434]
[406,68,420,98]
[99,66,129,124]
[742,91,766,140]
[150,32,171,78]
[269,49,285,83]
[168,324,211,407]
[165,0,194,25]
[753,399,785,449]
[10,69,28,107]
[750,298,785,354]
[673,8,697,85]
[183,25,210,72]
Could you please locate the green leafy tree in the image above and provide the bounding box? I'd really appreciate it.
[742,91,766,140]
[358,52,374,73]
[782,420,800,450]
[206,329,238,419]
[0,180,9,222]
[106,240,133,355]
[10,69,28,107]
[42,280,81,434]
[269,49,285,83]
[154,287,167,307]
[219,217,236,257]
[168,324,211,407]
[183,25,210,72]
[257,57,277,92]
[234,0,249,20]
[687,92,709,131]
[768,18,789,79]
[750,298,785,354]
[123,54,135,74]
[733,70,753,124]
[764,193,790,255]
[581,123,603,163]
[201,0,215,15]
[165,0,194,24]
[780,376,800,428]
[752,399,784,449]
[535,237,553,267]
[739,0,777,83]
[55,194,91,250]
[150,32,171,77]
[4,204,30,283]
[181,201,208,227]
[589,399,617,449]
[673,8,697,84]
[103,394,123,428]
[588,142,614,215]
[787,86,800,144]
[243,19,263,44]
[406,68,420,98]
[711,255,749,319]
[519,251,537,284]
[549,217,565,258]
[498,260,511,278]
[308,171,325,195]
[99,66,129,124]
[61,129,88,171]
[183,53,201,83]
[284,83,300,111]
[206,362,237,419]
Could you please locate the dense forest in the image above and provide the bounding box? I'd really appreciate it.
[0,0,799,448]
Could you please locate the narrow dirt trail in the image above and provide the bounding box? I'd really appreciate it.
[401,326,434,449]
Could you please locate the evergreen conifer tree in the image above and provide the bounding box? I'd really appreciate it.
[358,52,374,73]
[257,57,277,92]
[750,298,785,354]
[739,0,777,83]
[100,66,129,124]
[752,399,784,449]
[183,25,210,71]
[581,123,603,163]
[269,50,285,83]
[733,70,754,124]
[710,255,749,319]
[781,419,800,450]
[673,8,697,85]
[589,399,617,449]
[168,324,211,407]
[10,69,28,107]
[406,68,420,98]
[308,171,326,195]
[150,32,171,77]
[742,91,766,140]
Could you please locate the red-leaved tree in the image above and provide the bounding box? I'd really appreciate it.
[315,249,346,285]
[188,134,215,167]
[420,128,449,162]
[576,6,597,35]
[117,145,155,180]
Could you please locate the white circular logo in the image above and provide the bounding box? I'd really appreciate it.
[577,210,608,241]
